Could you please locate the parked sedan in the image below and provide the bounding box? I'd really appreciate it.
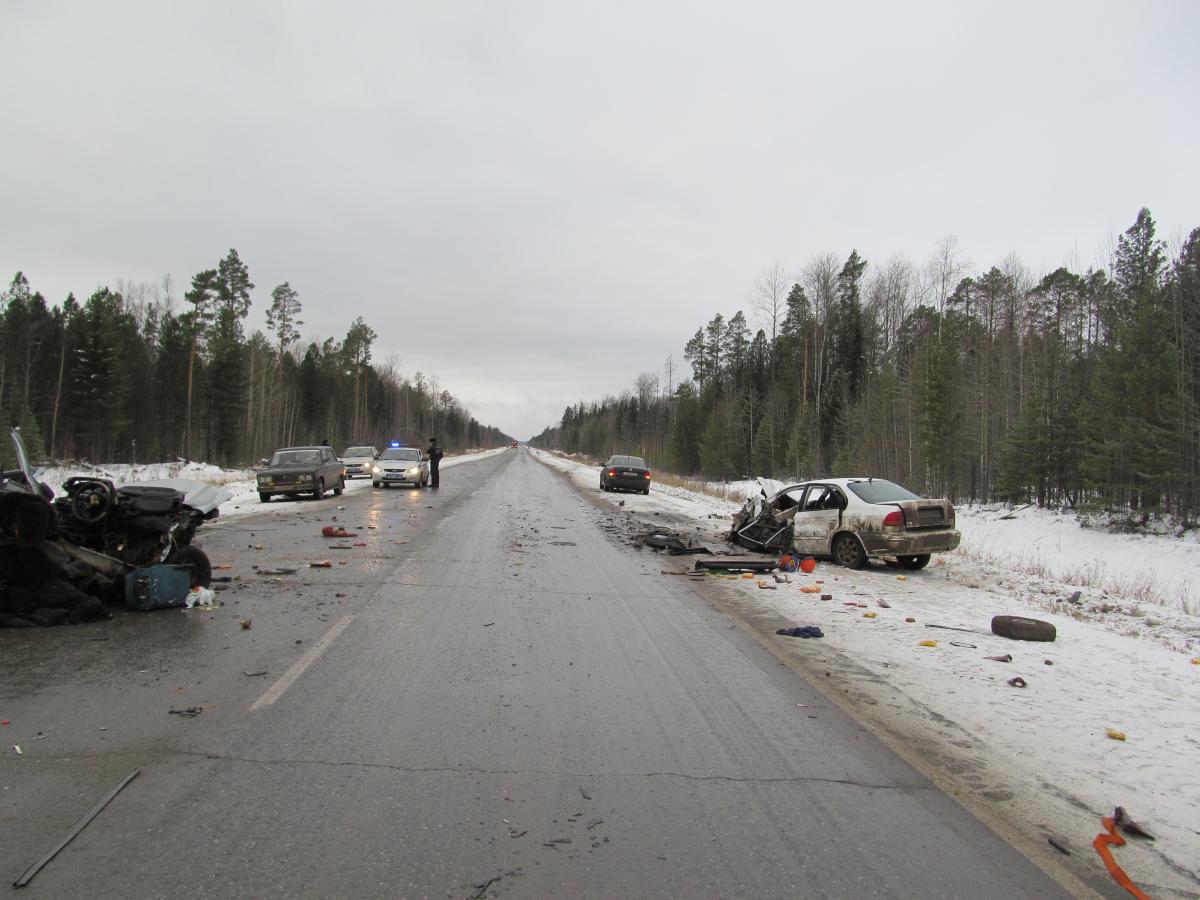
[729,477,960,569]
[340,445,378,479]
[258,446,346,502]
[600,455,651,494]
[370,446,429,488]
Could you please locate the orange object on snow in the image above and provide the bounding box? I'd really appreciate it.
[1093,815,1151,900]
[800,558,816,574]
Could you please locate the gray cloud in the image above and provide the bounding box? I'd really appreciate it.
[3,1,1198,438]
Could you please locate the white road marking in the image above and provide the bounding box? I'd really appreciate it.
[250,615,356,710]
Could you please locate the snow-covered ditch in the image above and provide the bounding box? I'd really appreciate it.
[532,449,1200,899]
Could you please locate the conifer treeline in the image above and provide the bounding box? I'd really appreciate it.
[0,249,511,466]
[531,209,1200,522]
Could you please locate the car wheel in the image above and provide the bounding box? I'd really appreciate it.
[167,545,212,589]
[643,487,650,495]
[334,477,344,496]
[372,481,380,488]
[259,492,270,503]
[991,615,1056,642]
[313,478,325,499]
[898,554,930,570]
[832,533,866,569]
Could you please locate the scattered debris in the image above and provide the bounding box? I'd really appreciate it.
[1114,806,1155,840]
[776,625,824,638]
[1007,676,1027,688]
[1044,659,1054,666]
[168,707,203,717]
[821,594,833,601]
[13,768,141,888]
[243,669,267,677]
[985,654,1013,663]
[321,526,358,538]
[757,581,777,590]
[918,640,938,648]
[800,558,817,574]
[773,573,791,583]
[1047,836,1072,856]
[991,615,1056,642]
[256,567,297,576]
[876,598,891,608]
[862,612,877,619]
[579,786,592,800]
[240,619,252,629]
[13,745,22,755]
[896,575,907,581]
[1105,728,1127,742]
[693,556,777,573]
[777,554,799,572]
[925,623,979,634]
[949,641,977,649]
[184,587,217,609]
[904,616,916,623]
[309,560,332,568]
[1093,812,1152,899]
[800,585,821,594]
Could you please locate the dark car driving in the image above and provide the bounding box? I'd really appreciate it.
[600,455,651,494]
[257,446,346,502]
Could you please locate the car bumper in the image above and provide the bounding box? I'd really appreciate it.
[860,529,961,556]
[606,476,650,490]
[375,471,421,484]
[258,482,314,494]
[344,465,370,477]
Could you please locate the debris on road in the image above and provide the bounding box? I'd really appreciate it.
[1093,812,1153,899]
[184,587,217,609]
[255,567,298,576]
[693,556,777,573]
[1046,836,1072,856]
[918,640,938,647]
[1106,728,1127,741]
[309,560,332,568]
[1114,806,1155,840]
[776,625,824,638]
[321,526,358,538]
[168,707,203,717]
[240,618,252,629]
[639,530,709,555]
[991,614,1056,642]
[985,654,1013,663]
[1007,676,1027,688]
[243,669,267,677]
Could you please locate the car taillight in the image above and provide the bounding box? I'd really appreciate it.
[883,510,905,526]
[608,469,617,477]
[644,472,651,479]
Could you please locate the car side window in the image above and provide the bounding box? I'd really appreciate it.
[803,487,827,511]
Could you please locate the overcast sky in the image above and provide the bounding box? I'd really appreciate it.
[3,2,1197,439]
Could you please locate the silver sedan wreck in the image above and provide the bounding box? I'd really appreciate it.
[729,477,960,570]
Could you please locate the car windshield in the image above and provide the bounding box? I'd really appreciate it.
[270,449,321,467]
[343,447,375,457]
[847,479,922,503]
[608,456,646,468]
[380,448,420,461]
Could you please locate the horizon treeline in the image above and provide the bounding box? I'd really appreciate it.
[530,209,1200,522]
[0,249,511,467]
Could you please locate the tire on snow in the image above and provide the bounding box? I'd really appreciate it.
[991,614,1056,642]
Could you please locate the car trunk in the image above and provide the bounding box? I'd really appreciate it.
[891,499,954,529]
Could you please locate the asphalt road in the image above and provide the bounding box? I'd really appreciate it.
[0,448,1075,899]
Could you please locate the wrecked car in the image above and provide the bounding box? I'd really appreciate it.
[729,477,960,569]
[1,429,228,626]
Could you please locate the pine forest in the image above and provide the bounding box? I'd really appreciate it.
[530,209,1200,524]
[0,249,511,468]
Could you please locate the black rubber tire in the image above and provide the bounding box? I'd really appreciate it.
[600,481,607,491]
[832,533,866,569]
[372,481,380,488]
[643,488,650,495]
[991,615,1056,642]
[333,477,344,496]
[168,544,212,589]
[312,478,325,499]
[898,554,931,570]
[259,492,270,503]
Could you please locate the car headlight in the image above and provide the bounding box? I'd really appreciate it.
[407,467,420,476]
[258,476,273,485]
[371,465,381,474]
[298,474,313,482]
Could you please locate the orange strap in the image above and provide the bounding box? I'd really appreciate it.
[1092,816,1151,900]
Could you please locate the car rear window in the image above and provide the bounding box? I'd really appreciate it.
[380,448,420,461]
[609,456,646,468]
[847,479,922,503]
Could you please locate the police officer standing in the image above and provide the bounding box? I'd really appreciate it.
[427,437,443,487]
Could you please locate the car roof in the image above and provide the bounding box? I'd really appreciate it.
[275,446,326,452]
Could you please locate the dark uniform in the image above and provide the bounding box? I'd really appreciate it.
[427,438,443,487]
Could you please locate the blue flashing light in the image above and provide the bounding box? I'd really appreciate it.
[389,440,401,448]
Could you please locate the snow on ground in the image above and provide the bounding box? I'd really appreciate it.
[532,449,1200,898]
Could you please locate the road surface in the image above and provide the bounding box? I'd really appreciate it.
[1,449,1077,898]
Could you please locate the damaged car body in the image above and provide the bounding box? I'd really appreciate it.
[729,477,960,570]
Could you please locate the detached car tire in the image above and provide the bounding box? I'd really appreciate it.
[991,615,1056,642]
[168,545,212,589]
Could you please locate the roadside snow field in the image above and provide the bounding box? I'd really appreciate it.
[532,449,1200,898]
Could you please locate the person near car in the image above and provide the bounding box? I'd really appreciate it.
[427,437,443,487]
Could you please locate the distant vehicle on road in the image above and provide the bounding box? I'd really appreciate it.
[371,446,430,488]
[511,441,518,448]
[600,455,651,494]
[258,446,346,502]
[729,477,960,569]
[340,446,378,479]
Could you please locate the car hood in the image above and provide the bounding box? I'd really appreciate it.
[260,465,318,476]
[377,459,421,468]
[135,479,233,514]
